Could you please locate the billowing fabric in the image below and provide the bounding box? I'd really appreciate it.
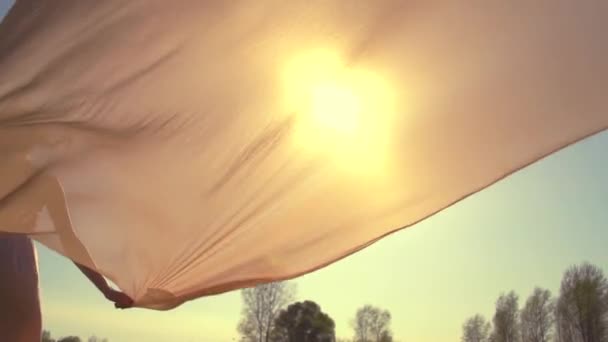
[0,1,607,310]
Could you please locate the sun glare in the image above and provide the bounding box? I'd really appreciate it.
[280,49,398,177]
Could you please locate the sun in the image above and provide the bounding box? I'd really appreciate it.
[280,49,398,177]
[309,80,362,137]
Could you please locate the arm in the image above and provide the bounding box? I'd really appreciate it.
[74,262,134,309]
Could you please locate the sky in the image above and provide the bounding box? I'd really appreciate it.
[2,2,607,341]
[33,130,608,342]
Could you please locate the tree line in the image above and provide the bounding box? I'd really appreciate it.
[462,262,608,342]
[237,282,394,342]
[40,261,605,342]
[41,331,108,342]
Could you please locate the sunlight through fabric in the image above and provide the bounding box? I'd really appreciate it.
[0,1,607,310]
[281,49,398,179]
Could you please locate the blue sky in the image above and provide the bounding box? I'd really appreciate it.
[2,2,607,341]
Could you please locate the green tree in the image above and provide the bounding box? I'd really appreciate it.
[271,300,335,342]
[57,337,82,342]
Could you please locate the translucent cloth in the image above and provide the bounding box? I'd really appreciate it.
[0,1,606,309]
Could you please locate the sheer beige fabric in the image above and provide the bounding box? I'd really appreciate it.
[0,1,607,309]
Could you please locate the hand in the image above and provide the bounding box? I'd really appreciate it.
[104,289,134,309]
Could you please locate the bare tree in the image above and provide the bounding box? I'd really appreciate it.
[238,282,296,342]
[87,336,108,342]
[351,305,393,342]
[462,314,491,342]
[604,291,608,342]
[492,291,520,342]
[42,330,56,342]
[556,298,581,342]
[555,262,608,342]
[520,287,554,342]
